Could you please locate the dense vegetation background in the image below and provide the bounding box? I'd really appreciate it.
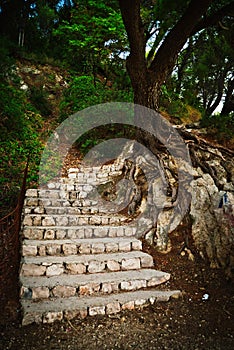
[0,0,233,216]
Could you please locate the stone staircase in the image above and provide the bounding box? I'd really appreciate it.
[19,164,181,325]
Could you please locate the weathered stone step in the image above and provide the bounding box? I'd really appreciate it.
[23,225,136,240]
[20,269,170,300]
[21,289,181,325]
[22,237,142,257]
[26,188,103,200]
[20,251,154,277]
[23,214,127,227]
[25,197,100,208]
[24,205,117,215]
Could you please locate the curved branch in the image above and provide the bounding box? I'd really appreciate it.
[191,2,234,36]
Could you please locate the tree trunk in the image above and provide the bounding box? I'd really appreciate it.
[119,0,213,110]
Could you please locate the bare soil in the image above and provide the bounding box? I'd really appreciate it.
[0,231,233,350]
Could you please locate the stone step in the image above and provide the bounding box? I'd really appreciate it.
[22,237,142,257]
[24,205,117,215]
[21,289,182,325]
[23,225,136,240]
[20,251,154,277]
[20,269,170,300]
[24,197,100,208]
[22,214,128,227]
[26,186,115,200]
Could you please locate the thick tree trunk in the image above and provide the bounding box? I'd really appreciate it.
[119,0,213,110]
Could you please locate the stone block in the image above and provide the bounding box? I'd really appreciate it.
[110,217,119,225]
[120,280,146,291]
[140,255,154,268]
[124,227,134,236]
[88,261,105,273]
[107,260,120,272]
[33,216,42,226]
[46,264,64,276]
[56,229,66,239]
[23,216,33,226]
[106,302,121,315]
[43,311,63,324]
[105,242,118,253]
[64,310,80,321]
[132,240,142,251]
[26,189,38,197]
[121,258,141,271]
[32,287,50,299]
[91,243,105,254]
[116,227,124,237]
[79,309,88,319]
[21,264,46,277]
[22,245,37,257]
[31,229,44,240]
[78,243,91,254]
[89,216,101,225]
[101,283,113,294]
[46,244,61,255]
[121,301,135,310]
[38,245,46,256]
[22,312,42,326]
[79,283,100,296]
[69,217,79,225]
[66,263,86,274]
[79,217,89,225]
[84,228,92,238]
[89,306,105,316]
[119,241,131,252]
[67,229,77,239]
[62,244,77,255]
[93,227,108,238]
[26,198,39,206]
[135,299,146,306]
[52,285,76,298]
[44,229,55,239]
[101,217,109,225]
[56,216,69,226]
[108,227,117,237]
[34,207,45,214]
[42,216,55,226]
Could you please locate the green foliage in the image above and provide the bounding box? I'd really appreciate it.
[60,75,133,120]
[53,0,128,74]
[201,112,234,140]
[0,81,44,215]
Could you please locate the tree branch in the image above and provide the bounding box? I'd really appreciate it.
[191,2,234,36]
[149,0,213,80]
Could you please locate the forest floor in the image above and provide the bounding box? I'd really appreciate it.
[0,231,233,350]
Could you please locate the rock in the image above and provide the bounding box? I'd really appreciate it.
[107,260,120,271]
[106,302,121,314]
[21,264,46,277]
[43,312,63,324]
[66,263,86,274]
[62,244,77,255]
[52,286,76,298]
[89,306,105,316]
[88,261,105,273]
[122,258,141,270]
[22,245,37,257]
[32,287,50,299]
[46,264,64,276]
